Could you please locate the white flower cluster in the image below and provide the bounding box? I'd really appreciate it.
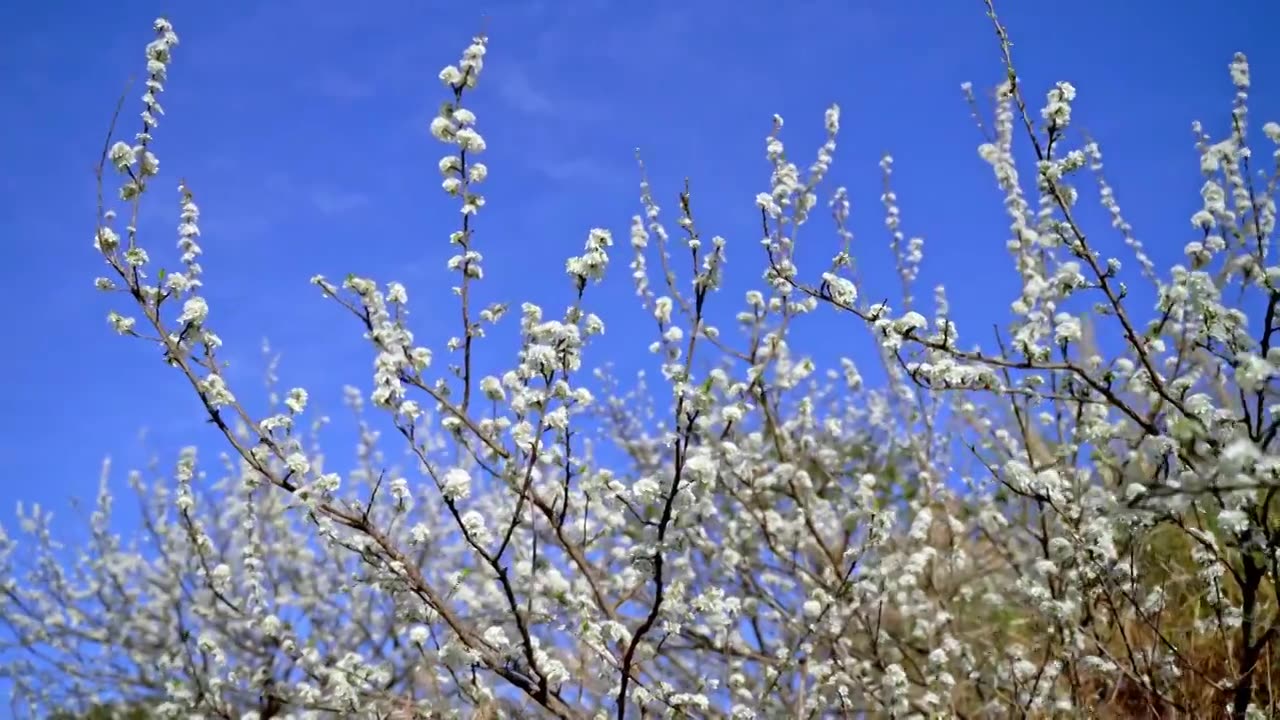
[6,8,1280,720]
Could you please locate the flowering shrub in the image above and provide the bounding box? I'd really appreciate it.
[3,3,1280,718]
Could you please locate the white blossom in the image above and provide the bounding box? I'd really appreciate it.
[9,13,1280,720]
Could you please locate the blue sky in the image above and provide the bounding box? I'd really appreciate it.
[0,0,1278,631]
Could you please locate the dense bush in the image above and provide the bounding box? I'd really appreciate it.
[3,3,1280,718]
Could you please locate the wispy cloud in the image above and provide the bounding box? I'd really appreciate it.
[256,172,372,217]
[297,68,376,101]
[309,186,370,215]
[538,156,621,186]
[493,66,554,116]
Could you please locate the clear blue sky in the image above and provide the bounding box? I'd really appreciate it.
[1,0,1278,596]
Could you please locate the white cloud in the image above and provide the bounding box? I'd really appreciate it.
[309,186,370,215]
[298,68,376,101]
[539,156,619,185]
[494,66,554,116]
